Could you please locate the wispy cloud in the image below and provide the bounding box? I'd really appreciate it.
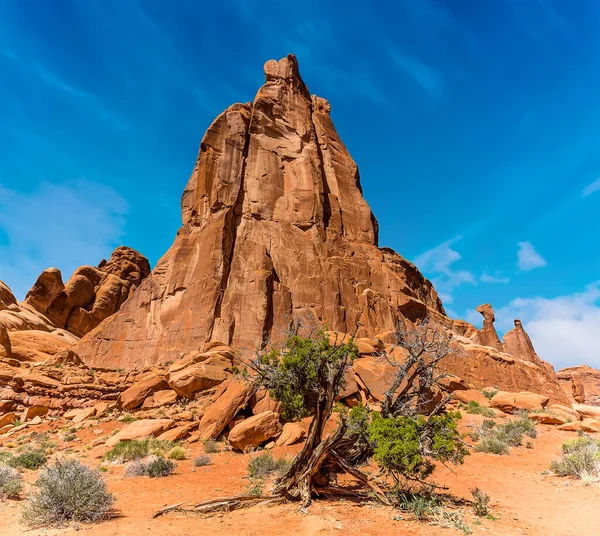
[495,282,600,368]
[390,48,444,97]
[517,241,547,271]
[0,180,128,300]
[481,272,510,284]
[414,236,475,304]
[582,177,600,197]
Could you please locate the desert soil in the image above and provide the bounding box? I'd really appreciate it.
[0,414,598,536]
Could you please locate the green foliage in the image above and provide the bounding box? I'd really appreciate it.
[120,414,137,424]
[470,488,490,517]
[145,457,176,478]
[550,436,600,480]
[346,403,371,451]
[368,411,467,482]
[464,401,496,418]
[22,459,114,526]
[167,446,186,460]
[481,388,498,400]
[256,330,358,420]
[247,452,291,479]
[10,450,47,470]
[397,492,440,520]
[103,439,175,463]
[474,414,537,454]
[0,465,22,499]
[203,439,220,454]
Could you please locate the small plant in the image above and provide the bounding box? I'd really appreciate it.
[124,460,148,477]
[246,480,264,496]
[22,459,114,526]
[464,401,496,418]
[10,450,47,470]
[120,414,137,424]
[247,452,291,479]
[167,446,186,460]
[0,465,23,499]
[145,457,176,478]
[203,439,220,454]
[550,436,600,481]
[481,388,498,400]
[193,454,212,467]
[103,438,175,463]
[470,488,490,517]
[474,414,537,455]
[397,492,440,521]
[475,435,509,455]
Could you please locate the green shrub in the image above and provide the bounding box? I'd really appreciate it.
[124,460,147,478]
[464,401,496,418]
[396,492,440,521]
[167,446,186,460]
[475,435,509,455]
[247,452,291,479]
[103,438,175,462]
[0,465,23,499]
[10,450,47,470]
[473,415,536,455]
[470,488,490,517]
[193,454,212,467]
[145,457,176,478]
[22,459,114,526]
[203,439,220,454]
[481,388,498,400]
[368,412,467,482]
[120,414,137,424]
[550,436,600,480]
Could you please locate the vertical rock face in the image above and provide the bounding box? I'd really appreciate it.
[503,319,544,367]
[475,303,503,351]
[558,366,600,405]
[73,55,444,369]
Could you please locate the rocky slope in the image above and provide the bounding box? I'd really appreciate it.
[0,246,149,362]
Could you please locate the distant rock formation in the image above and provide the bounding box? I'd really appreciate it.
[0,246,150,361]
[476,303,503,350]
[503,319,544,368]
[558,366,600,405]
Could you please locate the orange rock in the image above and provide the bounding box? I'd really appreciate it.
[157,423,197,441]
[72,407,97,424]
[353,356,396,401]
[106,419,174,447]
[490,391,549,413]
[475,304,503,351]
[198,379,255,440]
[573,404,600,419]
[580,418,600,433]
[141,389,178,409]
[527,412,566,425]
[502,319,544,367]
[453,389,491,407]
[167,363,229,399]
[251,389,281,415]
[0,413,17,428]
[228,411,282,451]
[275,422,305,446]
[21,405,49,421]
[119,372,169,410]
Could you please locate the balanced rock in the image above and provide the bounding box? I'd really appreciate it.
[475,304,503,351]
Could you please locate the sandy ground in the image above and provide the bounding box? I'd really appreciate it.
[1,414,599,536]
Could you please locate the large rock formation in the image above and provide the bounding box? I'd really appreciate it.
[73,55,443,369]
[0,246,150,361]
[558,365,600,405]
[503,319,544,368]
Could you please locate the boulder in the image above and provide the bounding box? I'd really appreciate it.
[157,423,197,441]
[0,413,17,428]
[21,406,49,421]
[0,281,17,310]
[275,422,305,446]
[106,419,174,447]
[527,412,566,425]
[72,407,97,423]
[119,373,169,410]
[141,389,178,409]
[198,379,255,440]
[251,389,281,415]
[490,391,549,413]
[546,404,581,422]
[453,389,491,407]
[573,404,600,419]
[25,268,65,313]
[228,411,282,451]
[558,365,600,405]
[167,363,229,398]
[353,356,396,401]
[581,418,600,433]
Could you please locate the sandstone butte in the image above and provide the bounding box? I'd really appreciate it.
[0,55,596,409]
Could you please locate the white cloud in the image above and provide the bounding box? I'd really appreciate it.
[495,282,600,369]
[481,272,510,284]
[0,180,128,300]
[517,241,547,271]
[582,177,600,197]
[390,48,444,97]
[414,236,476,304]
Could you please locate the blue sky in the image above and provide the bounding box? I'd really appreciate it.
[0,0,598,368]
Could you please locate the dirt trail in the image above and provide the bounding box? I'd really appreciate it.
[0,415,598,536]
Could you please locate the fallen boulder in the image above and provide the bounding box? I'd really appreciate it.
[228,411,282,451]
[106,419,174,447]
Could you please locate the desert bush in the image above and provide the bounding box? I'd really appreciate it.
[481,388,498,400]
[10,450,47,470]
[470,488,490,517]
[120,414,137,424]
[247,452,291,479]
[103,438,175,462]
[193,454,212,467]
[203,439,220,454]
[0,465,23,499]
[474,415,536,454]
[22,459,114,526]
[124,460,148,478]
[464,401,496,418]
[550,436,600,480]
[167,446,186,460]
[396,492,440,521]
[475,435,509,455]
[145,457,176,478]
[369,411,468,483]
